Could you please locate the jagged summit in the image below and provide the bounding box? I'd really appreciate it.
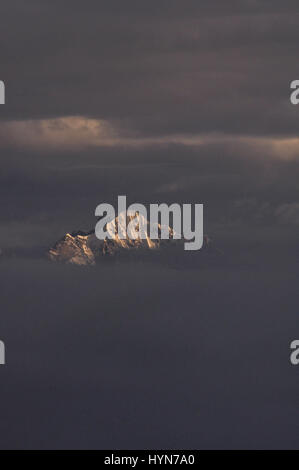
[48,212,178,266]
[48,232,97,266]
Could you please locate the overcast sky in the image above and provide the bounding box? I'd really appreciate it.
[1,2,299,133]
[1,1,299,244]
[0,1,299,450]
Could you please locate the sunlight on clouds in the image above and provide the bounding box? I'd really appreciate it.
[0,117,117,150]
[1,116,299,160]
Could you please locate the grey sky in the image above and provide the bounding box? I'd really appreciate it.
[0,2,299,450]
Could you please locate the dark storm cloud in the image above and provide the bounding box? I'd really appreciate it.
[1,0,299,137]
[1,1,299,243]
[1,3,299,450]
[1,140,298,253]
[0,251,298,449]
